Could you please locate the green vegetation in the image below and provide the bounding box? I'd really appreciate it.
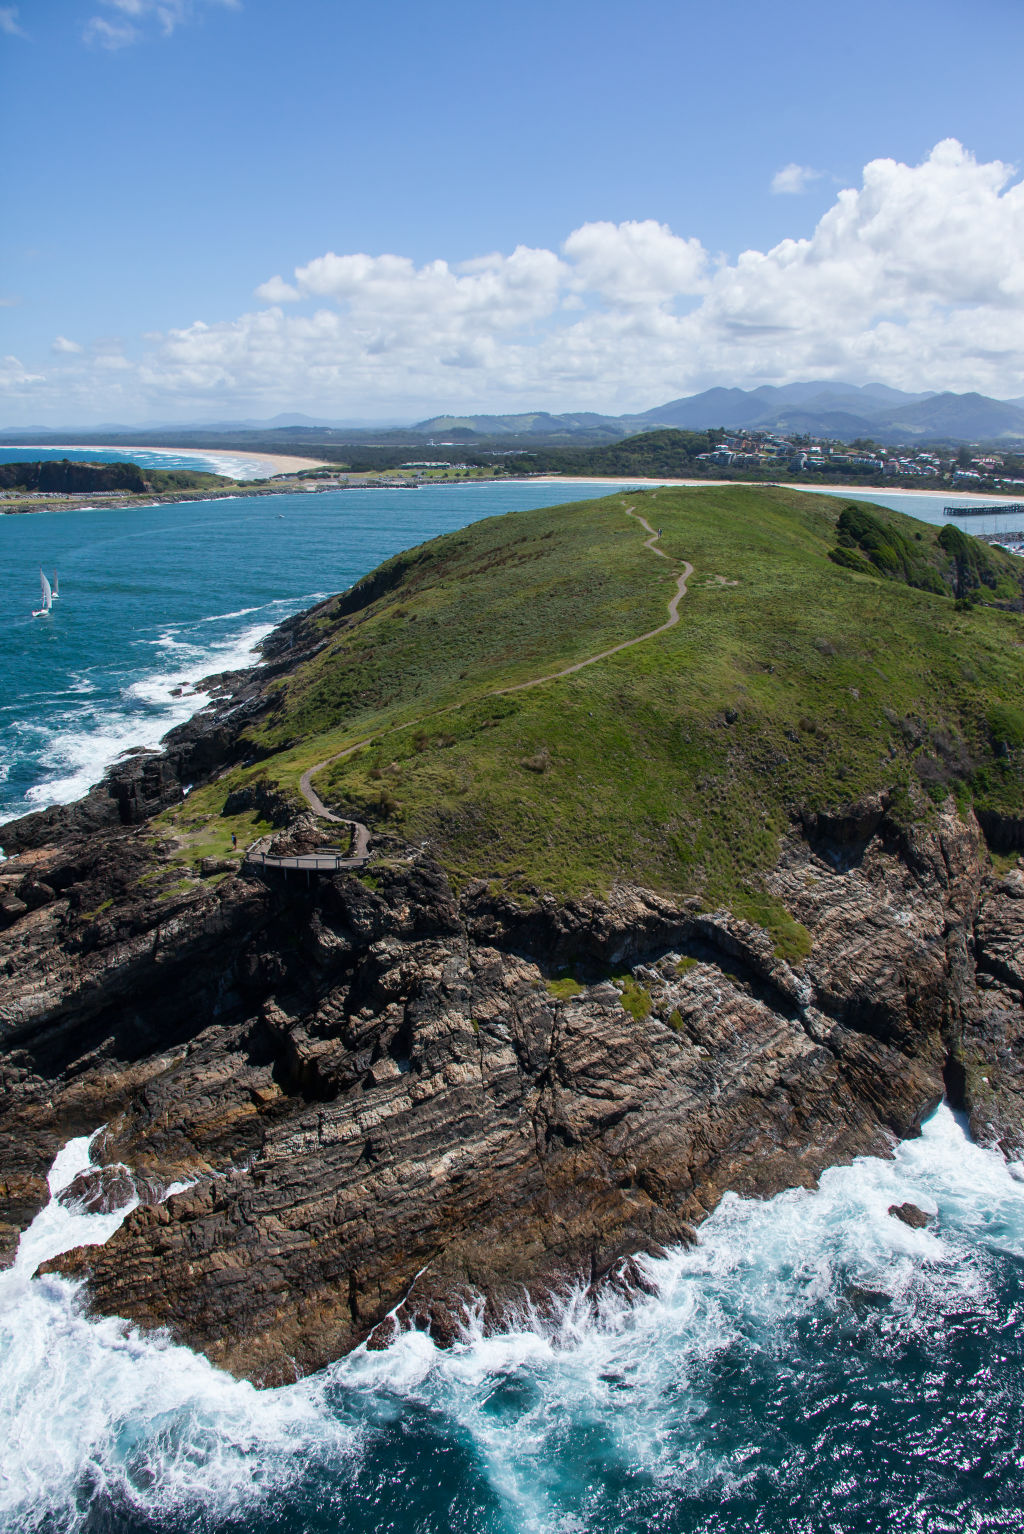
[502,428,727,480]
[545,976,585,1001]
[830,504,1023,603]
[158,484,1024,942]
[0,458,233,495]
[617,977,653,1022]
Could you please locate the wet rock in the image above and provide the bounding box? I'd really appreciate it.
[59,1165,138,1214]
[845,1284,893,1310]
[887,1201,932,1229]
[4,688,1024,1385]
[0,894,28,927]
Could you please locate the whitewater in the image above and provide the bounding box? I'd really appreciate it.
[2,479,1023,1532]
[2,1107,1022,1533]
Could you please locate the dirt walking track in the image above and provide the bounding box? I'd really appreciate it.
[289,507,693,855]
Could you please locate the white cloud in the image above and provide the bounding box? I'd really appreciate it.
[15,140,1024,421]
[84,0,237,48]
[563,219,707,305]
[52,336,84,355]
[771,162,824,195]
[254,274,300,304]
[84,14,138,46]
[0,6,26,36]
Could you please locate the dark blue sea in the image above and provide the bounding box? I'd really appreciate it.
[1,473,1022,1533]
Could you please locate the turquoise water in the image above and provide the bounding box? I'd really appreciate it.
[0,444,279,480]
[3,1107,1023,1533]
[2,479,1022,1532]
[0,481,641,830]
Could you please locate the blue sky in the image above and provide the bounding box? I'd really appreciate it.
[3,0,1024,424]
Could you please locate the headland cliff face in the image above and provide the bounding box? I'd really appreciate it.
[1,651,1022,1384]
[4,484,1024,1387]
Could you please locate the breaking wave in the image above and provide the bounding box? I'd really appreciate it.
[2,1107,1023,1533]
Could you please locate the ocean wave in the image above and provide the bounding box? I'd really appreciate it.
[2,1107,1021,1534]
[0,619,280,824]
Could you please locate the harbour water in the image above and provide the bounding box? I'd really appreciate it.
[2,474,1022,1532]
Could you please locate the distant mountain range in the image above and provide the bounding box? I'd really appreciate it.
[5,383,1024,448]
[412,384,1024,445]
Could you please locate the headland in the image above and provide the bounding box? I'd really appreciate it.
[2,483,1024,1385]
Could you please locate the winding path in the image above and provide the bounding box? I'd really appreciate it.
[500,509,693,694]
[253,508,693,872]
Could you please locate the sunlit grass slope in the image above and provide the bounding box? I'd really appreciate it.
[164,485,1024,913]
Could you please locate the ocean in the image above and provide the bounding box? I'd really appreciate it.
[0,444,282,481]
[2,476,1022,1533]
[0,479,641,830]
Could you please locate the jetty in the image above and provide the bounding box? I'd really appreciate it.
[944,503,1024,518]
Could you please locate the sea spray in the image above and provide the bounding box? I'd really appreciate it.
[4,1106,1024,1533]
[0,1134,358,1534]
[0,481,634,826]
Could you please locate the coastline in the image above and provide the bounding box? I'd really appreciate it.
[2,444,333,476]
[537,474,1024,503]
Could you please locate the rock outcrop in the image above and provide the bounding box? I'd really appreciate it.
[2,772,1022,1385]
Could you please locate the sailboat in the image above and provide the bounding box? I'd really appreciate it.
[51,571,59,600]
[32,568,52,618]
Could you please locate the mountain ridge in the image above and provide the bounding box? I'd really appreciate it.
[6,382,1024,448]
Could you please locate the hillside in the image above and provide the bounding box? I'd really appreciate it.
[167,485,1024,929]
[6,482,1024,1383]
[0,458,234,495]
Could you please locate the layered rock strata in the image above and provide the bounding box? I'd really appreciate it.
[2,772,1022,1384]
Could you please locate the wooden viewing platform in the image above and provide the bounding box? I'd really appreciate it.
[244,825,370,880]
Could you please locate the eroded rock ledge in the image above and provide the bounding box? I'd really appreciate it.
[2,779,1022,1385]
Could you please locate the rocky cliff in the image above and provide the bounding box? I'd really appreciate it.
[2,756,1022,1384]
[4,485,1024,1387]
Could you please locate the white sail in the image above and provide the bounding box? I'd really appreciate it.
[52,570,59,599]
[33,568,52,617]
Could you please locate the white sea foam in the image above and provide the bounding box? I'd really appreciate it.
[0,603,320,824]
[1,1109,1020,1533]
[0,1134,356,1533]
[332,1105,1024,1529]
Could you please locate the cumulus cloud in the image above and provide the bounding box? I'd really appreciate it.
[771,162,823,195]
[563,219,707,305]
[84,0,237,48]
[52,336,84,354]
[15,140,1024,420]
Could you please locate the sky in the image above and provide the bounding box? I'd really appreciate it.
[3,0,1024,425]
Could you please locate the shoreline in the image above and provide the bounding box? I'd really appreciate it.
[1,443,333,476]
[537,474,1024,504]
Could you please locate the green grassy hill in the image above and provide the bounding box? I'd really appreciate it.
[165,485,1024,930]
[0,459,233,494]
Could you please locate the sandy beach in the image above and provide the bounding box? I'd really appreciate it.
[9,444,332,477]
[537,475,1024,502]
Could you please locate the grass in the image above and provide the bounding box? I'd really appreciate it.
[154,804,276,872]
[617,978,652,1022]
[154,484,1024,935]
[545,976,585,1001]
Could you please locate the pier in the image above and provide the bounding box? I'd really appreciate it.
[943,503,1024,518]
